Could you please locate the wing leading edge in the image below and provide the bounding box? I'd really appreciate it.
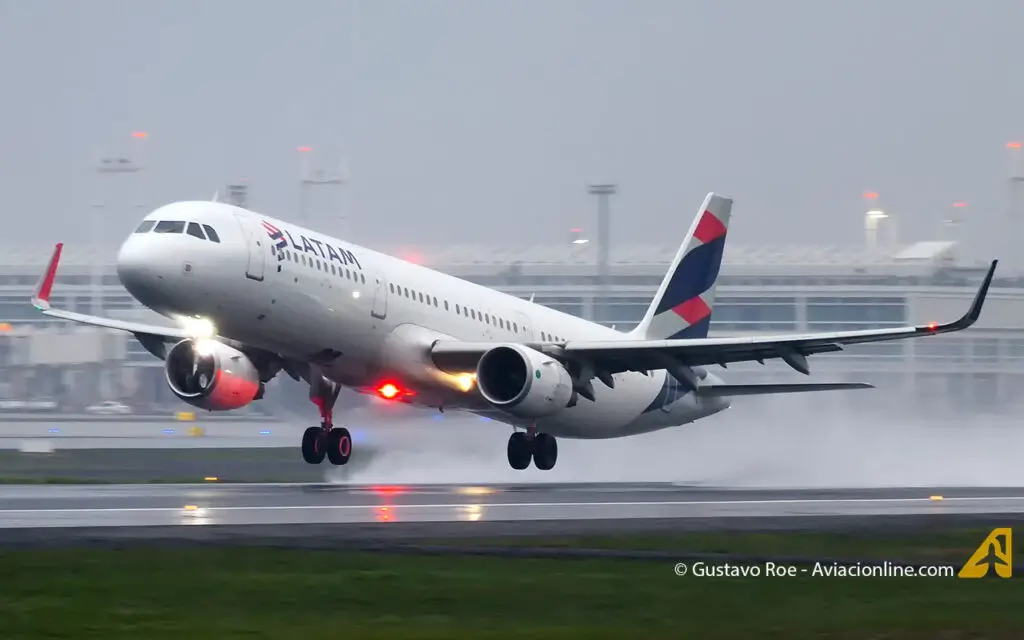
[431,260,997,382]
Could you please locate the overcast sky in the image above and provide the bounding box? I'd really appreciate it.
[1,0,1022,257]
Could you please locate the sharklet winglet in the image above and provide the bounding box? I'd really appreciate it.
[32,243,64,310]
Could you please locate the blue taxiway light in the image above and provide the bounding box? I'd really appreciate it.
[47,428,59,434]
[161,429,176,435]
[259,429,272,435]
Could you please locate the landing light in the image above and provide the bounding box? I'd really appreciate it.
[352,291,361,299]
[927,322,938,331]
[195,339,218,356]
[179,316,216,339]
[378,383,400,399]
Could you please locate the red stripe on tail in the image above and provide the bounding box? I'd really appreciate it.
[671,296,711,325]
[692,211,727,244]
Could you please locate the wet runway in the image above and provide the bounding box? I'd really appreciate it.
[3,482,1024,530]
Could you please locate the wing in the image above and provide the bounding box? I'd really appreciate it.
[31,243,191,343]
[431,260,996,392]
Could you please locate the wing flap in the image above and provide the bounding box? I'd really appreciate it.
[695,382,874,397]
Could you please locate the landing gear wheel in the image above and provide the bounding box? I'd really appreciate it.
[301,426,326,464]
[507,432,532,470]
[532,433,558,471]
[326,427,353,466]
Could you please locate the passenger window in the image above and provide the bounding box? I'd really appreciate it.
[186,222,206,240]
[202,225,220,242]
[331,265,336,275]
[499,319,504,329]
[134,220,156,233]
[444,301,449,311]
[418,293,424,303]
[360,274,365,284]
[455,304,460,314]
[153,220,185,234]
[471,310,476,320]
[485,314,491,324]
[389,283,395,293]
[513,323,518,333]
[404,287,409,297]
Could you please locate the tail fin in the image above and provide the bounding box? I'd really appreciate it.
[629,192,732,341]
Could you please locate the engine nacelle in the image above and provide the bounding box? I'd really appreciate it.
[475,344,573,419]
[164,339,261,411]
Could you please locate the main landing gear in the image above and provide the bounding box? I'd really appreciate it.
[507,428,558,471]
[301,374,352,466]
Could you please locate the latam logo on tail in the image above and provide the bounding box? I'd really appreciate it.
[262,220,363,270]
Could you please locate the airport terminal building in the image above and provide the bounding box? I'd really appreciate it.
[1,240,1020,416]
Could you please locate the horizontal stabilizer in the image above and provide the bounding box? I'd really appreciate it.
[696,382,874,397]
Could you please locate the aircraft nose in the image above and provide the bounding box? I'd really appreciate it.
[116,235,154,293]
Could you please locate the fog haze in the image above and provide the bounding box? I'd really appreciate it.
[2,1,1022,255]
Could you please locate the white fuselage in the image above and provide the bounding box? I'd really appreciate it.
[115,201,730,438]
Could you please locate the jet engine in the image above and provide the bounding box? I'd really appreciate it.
[475,344,573,419]
[164,339,262,411]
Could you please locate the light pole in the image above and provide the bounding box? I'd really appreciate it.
[93,154,141,316]
[227,182,249,208]
[942,201,967,242]
[297,146,347,233]
[864,209,888,250]
[1008,142,1023,272]
[587,183,617,325]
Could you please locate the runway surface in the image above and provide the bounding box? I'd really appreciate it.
[4,482,1024,529]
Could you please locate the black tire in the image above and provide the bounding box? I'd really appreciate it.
[326,427,353,466]
[301,426,326,464]
[507,432,532,470]
[533,433,558,471]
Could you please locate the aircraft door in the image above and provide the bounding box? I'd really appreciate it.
[233,213,266,282]
[371,275,388,319]
[514,311,534,341]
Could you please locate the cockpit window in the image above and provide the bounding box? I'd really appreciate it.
[134,220,156,234]
[186,222,206,240]
[202,224,221,243]
[153,220,186,234]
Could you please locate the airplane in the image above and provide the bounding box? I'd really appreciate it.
[30,193,997,471]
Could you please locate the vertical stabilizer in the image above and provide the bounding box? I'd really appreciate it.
[629,192,732,340]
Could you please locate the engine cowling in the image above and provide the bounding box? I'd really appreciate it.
[164,339,261,411]
[475,345,573,419]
